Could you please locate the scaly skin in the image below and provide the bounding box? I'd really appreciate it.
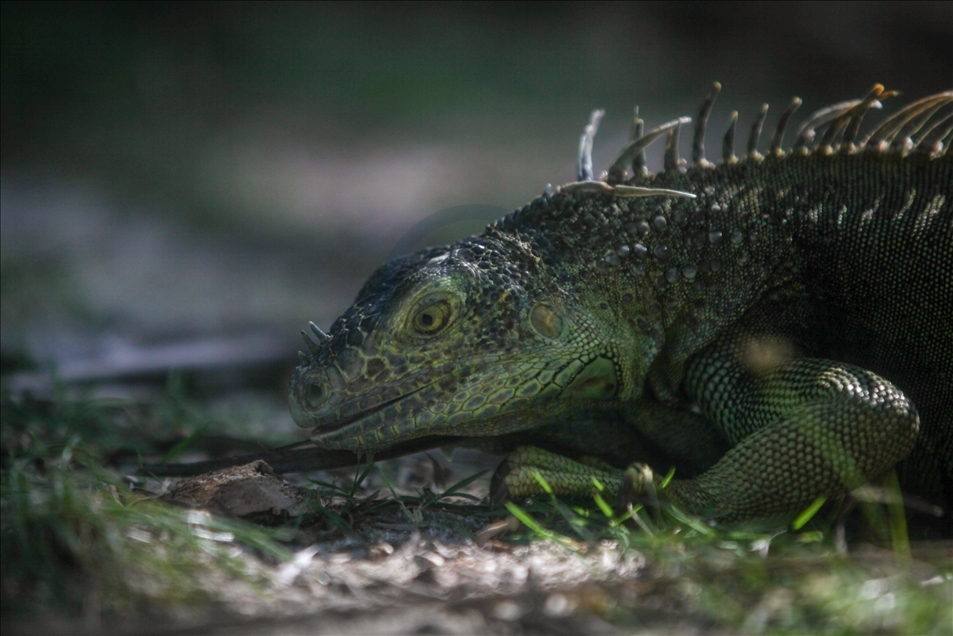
[289,87,952,524]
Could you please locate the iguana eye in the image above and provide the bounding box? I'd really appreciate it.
[412,300,452,334]
[530,303,563,339]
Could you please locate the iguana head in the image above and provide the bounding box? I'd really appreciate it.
[288,225,645,452]
[287,91,712,452]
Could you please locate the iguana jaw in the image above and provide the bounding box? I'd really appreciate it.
[289,353,578,452]
[289,340,632,453]
[290,374,620,454]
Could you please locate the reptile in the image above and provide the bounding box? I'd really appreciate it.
[152,84,953,526]
[287,82,953,526]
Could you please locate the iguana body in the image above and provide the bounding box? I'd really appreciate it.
[289,85,953,525]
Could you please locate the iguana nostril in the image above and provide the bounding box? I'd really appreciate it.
[303,379,326,410]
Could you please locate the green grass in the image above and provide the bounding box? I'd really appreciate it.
[2,387,950,634]
[489,471,951,634]
[0,442,295,616]
[0,387,294,619]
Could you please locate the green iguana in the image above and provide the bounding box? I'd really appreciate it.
[287,83,952,525]
[154,84,953,526]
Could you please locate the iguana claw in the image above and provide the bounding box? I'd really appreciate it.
[618,463,659,510]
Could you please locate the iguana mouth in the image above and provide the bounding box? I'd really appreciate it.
[291,373,432,437]
[315,385,426,435]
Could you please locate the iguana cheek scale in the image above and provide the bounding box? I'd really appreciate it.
[289,83,952,524]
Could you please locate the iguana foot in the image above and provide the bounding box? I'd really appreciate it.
[489,446,625,506]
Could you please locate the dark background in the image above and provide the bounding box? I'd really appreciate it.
[2,2,951,381]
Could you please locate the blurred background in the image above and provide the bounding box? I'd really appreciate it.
[2,2,951,404]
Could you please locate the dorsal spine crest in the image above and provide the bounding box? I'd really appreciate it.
[566,84,953,195]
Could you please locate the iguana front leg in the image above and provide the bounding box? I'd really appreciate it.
[493,349,920,523]
[489,398,729,504]
[666,346,920,521]
[490,446,625,504]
